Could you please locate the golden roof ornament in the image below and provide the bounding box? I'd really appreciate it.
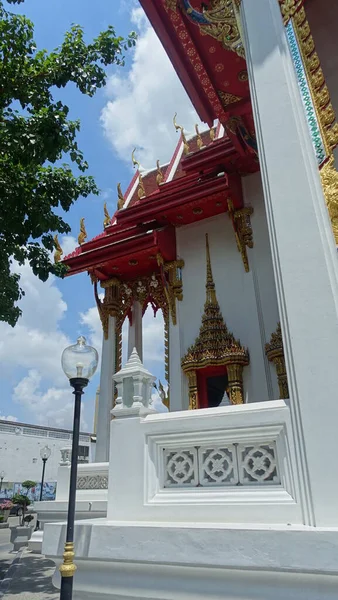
[195,124,203,150]
[132,148,146,199]
[265,323,289,399]
[156,159,164,186]
[173,112,190,155]
[53,234,63,263]
[78,218,87,245]
[210,127,215,141]
[181,234,249,373]
[103,202,110,227]
[117,183,125,210]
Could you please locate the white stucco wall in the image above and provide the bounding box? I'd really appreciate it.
[174,172,279,408]
[0,421,92,487]
[242,172,280,399]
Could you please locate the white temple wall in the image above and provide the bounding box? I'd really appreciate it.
[176,210,275,406]
[243,172,280,399]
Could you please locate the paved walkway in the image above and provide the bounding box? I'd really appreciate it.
[0,550,58,599]
[0,525,58,599]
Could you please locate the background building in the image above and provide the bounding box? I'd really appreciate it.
[0,419,93,498]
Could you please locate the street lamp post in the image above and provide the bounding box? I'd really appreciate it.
[39,446,51,502]
[35,446,51,531]
[59,336,98,600]
[0,471,5,493]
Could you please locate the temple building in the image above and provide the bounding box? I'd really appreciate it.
[41,2,338,599]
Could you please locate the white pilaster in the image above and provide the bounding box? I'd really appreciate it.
[241,0,338,526]
[128,301,143,360]
[95,315,116,462]
[168,308,187,411]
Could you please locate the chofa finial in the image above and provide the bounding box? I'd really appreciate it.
[173,112,190,155]
[53,234,63,263]
[132,148,146,199]
[156,159,164,186]
[195,124,203,150]
[117,183,125,210]
[103,202,110,227]
[78,218,87,245]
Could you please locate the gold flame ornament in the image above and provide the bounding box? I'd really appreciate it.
[195,124,203,150]
[156,159,164,186]
[117,183,125,210]
[53,234,63,263]
[103,202,111,227]
[173,113,190,155]
[132,148,146,199]
[78,218,87,245]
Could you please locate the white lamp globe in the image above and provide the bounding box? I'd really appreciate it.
[61,336,98,381]
[40,446,51,461]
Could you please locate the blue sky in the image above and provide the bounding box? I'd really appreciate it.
[0,0,201,431]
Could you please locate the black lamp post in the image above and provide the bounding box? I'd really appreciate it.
[0,471,5,493]
[35,446,51,531]
[59,336,98,600]
[39,445,51,501]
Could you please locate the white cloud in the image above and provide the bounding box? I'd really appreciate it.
[101,7,200,168]
[0,256,86,429]
[0,414,18,422]
[12,370,88,430]
[61,235,78,258]
[80,303,103,356]
[0,262,70,386]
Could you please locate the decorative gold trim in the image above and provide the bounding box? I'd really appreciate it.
[94,278,121,340]
[279,0,303,24]
[265,323,289,399]
[103,202,111,228]
[115,323,122,373]
[282,3,338,242]
[195,124,203,149]
[156,254,185,326]
[292,7,338,156]
[173,113,190,155]
[227,200,253,272]
[187,371,198,410]
[181,0,245,59]
[182,234,249,408]
[156,159,164,186]
[78,218,87,246]
[53,234,63,263]
[117,183,125,210]
[218,91,242,107]
[320,157,338,242]
[59,541,77,578]
[164,313,169,385]
[227,363,245,405]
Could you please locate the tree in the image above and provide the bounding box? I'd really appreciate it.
[0,0,136,326]
[12,479,36,525]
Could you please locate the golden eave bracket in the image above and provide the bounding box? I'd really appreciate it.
[227,200,253,272]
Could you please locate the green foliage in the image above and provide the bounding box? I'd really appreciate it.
[0,0,136,325]
[22,479,36,491]
[12,493,31,507]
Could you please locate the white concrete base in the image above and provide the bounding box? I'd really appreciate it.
[44,519,338,600]
[28,529,43,553]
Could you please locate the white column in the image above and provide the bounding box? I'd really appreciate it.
[168,309,187,411]
[128,301,143,361]
[241,0,338,526]
[95,315,116,462]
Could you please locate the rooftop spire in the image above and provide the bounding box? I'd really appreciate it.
[205,234,217,305]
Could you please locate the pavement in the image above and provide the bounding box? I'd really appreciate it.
[0,519,58,599]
